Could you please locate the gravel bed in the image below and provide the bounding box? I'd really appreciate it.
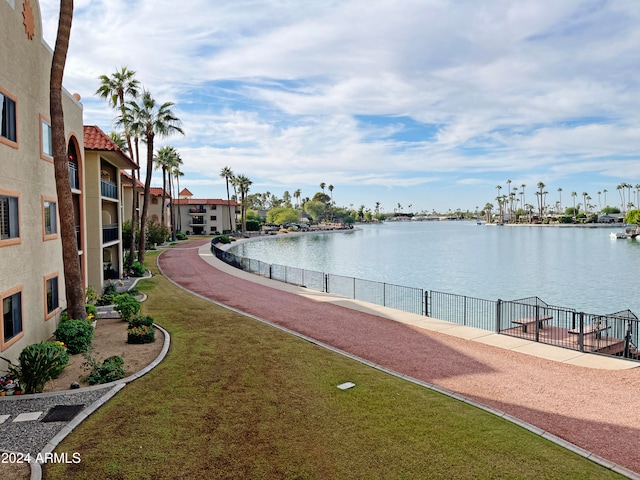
[0,387,111,455]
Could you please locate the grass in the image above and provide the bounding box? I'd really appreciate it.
[45,248,623,479]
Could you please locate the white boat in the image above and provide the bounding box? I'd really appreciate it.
[610,226,640,239]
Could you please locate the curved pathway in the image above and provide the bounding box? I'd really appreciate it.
[159,240,640,476]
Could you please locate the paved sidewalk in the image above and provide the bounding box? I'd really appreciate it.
[158,240,640,478]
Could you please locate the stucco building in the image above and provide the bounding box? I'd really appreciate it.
[175,189,239,235]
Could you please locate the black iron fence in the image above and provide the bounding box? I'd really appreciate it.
[212,244,639,362]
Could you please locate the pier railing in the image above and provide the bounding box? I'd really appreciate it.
[212,245,639,362]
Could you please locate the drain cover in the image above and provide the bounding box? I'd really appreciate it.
[41,404,84,423]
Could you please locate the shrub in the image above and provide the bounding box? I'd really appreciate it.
[85,303,97,318]
[96,281,120,306]
[82,354,125,385]
[130,261,146,277]
[218,235,231,244]
[85,285,98,305]
[54,320,94,355]
[128,315,154,329]
[5,342,70,393]
[113,293,141,322]
[176,232,186,240]
[127,325,156,344]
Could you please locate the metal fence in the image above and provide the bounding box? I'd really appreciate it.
[212,244,639,362]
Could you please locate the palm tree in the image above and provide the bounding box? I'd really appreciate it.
[617,183,625,212]
[571,191,577,221]
[153,146,179,228]
[109,131,127,151]
[50,0,85,320]
[320,182,326,194]
[557,188,562,214]
[484,202,493,223]
[220,166,234,233]
[603,189,608,208]
[582,192,589,215]
[166,151,182,241]
[235,174,252,233]
[124,90,183,264]
[173,165,184,232]
[293,189,301,209]
[96,67,140,264]
[536,182,546,217]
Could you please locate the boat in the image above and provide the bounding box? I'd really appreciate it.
[610,225,640,239]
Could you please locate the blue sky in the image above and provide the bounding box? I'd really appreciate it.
[39,0,640,214]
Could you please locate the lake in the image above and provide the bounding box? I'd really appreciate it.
[228,221,640,315]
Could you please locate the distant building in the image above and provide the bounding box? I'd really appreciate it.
[174,190,239,234]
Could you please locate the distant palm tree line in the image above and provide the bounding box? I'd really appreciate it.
[485,180,640,223]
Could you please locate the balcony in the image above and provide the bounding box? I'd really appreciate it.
[101,179,117,199]
[68,162,79,190]
[75,225,81,250]
[189,216,205,227]
[189,207,206,214]
[102,224,119,244]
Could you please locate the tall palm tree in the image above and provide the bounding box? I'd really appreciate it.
[124,91,183,263]
[220,166,235,233]
[153,146,179,228]
[557,187,562,214]
[571,191,577,221]
[320,182,326,194]
[582,192,589,215]
[96,67,140,265]
[173,165,184,232]
[617,183,625,212]
[603,189,608,208]
[235,174,252,233]
[536,182,546,217]
[293,189,301,209]
[50,0,85,320]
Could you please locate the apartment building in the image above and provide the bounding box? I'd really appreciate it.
[0,0,137,364]
[1,0,85,363]
[175,189,239,235]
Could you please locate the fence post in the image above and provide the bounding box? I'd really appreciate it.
[534,304,540,343]
[496,299,502,333]
[324,274,328,293]
[269,265,272,280]
[424,290,428,317]
[353,277,356,299]
[578,312,584,352]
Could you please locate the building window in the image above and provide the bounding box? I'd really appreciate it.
[0,193,20,245]
[211,205,217,210]
[151,197,158,204]
[41,117,53,159]
[43,198,57,238]
[210,215,217,221]
[45,275,59,317]
[210,226,217,233]
[0,90,17,145]
[2,289,22,346]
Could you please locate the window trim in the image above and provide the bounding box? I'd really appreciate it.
[40,114,53,161]
[1,285,23,351]
[0,189,21,247]
[0,86,18,149]
[44,273,60,320]
[42,195,59,241]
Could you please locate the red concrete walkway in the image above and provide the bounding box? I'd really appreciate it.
[158,240,640,476]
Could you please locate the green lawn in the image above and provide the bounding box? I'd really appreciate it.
[46,248,623,479]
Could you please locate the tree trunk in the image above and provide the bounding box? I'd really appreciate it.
[50,0,85,321]
[160,166,166,227]
[128,167,136,267]
[138,134,154,264]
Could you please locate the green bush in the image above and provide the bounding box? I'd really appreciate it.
[85,303,97,318]
[85,285,98,305]
[176,232,186,240]
[128,315,154,329]
[113,293,141,322]
[54,320,94,355]
[127,325,156,344]
[82,354,125,385]
[4,342,70,394]
[96,281,120,306]
[130,261,146,277]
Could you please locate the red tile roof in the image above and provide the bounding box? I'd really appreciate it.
[121,171,144,188]
[84,125,137,169]
[179,188,193,197]
[174,198,240,206]
[150,187,170,197]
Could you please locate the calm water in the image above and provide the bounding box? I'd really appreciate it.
[228,221,640,315]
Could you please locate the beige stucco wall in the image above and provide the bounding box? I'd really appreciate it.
[0,0,85,364]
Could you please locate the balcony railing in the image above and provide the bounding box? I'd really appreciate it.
[75,225,81,250]
[101,179,117,199]
[68,162,79,190]
[189,207,206,214]
[102,224,119,244]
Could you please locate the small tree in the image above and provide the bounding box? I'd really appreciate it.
[625,209,640,225]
